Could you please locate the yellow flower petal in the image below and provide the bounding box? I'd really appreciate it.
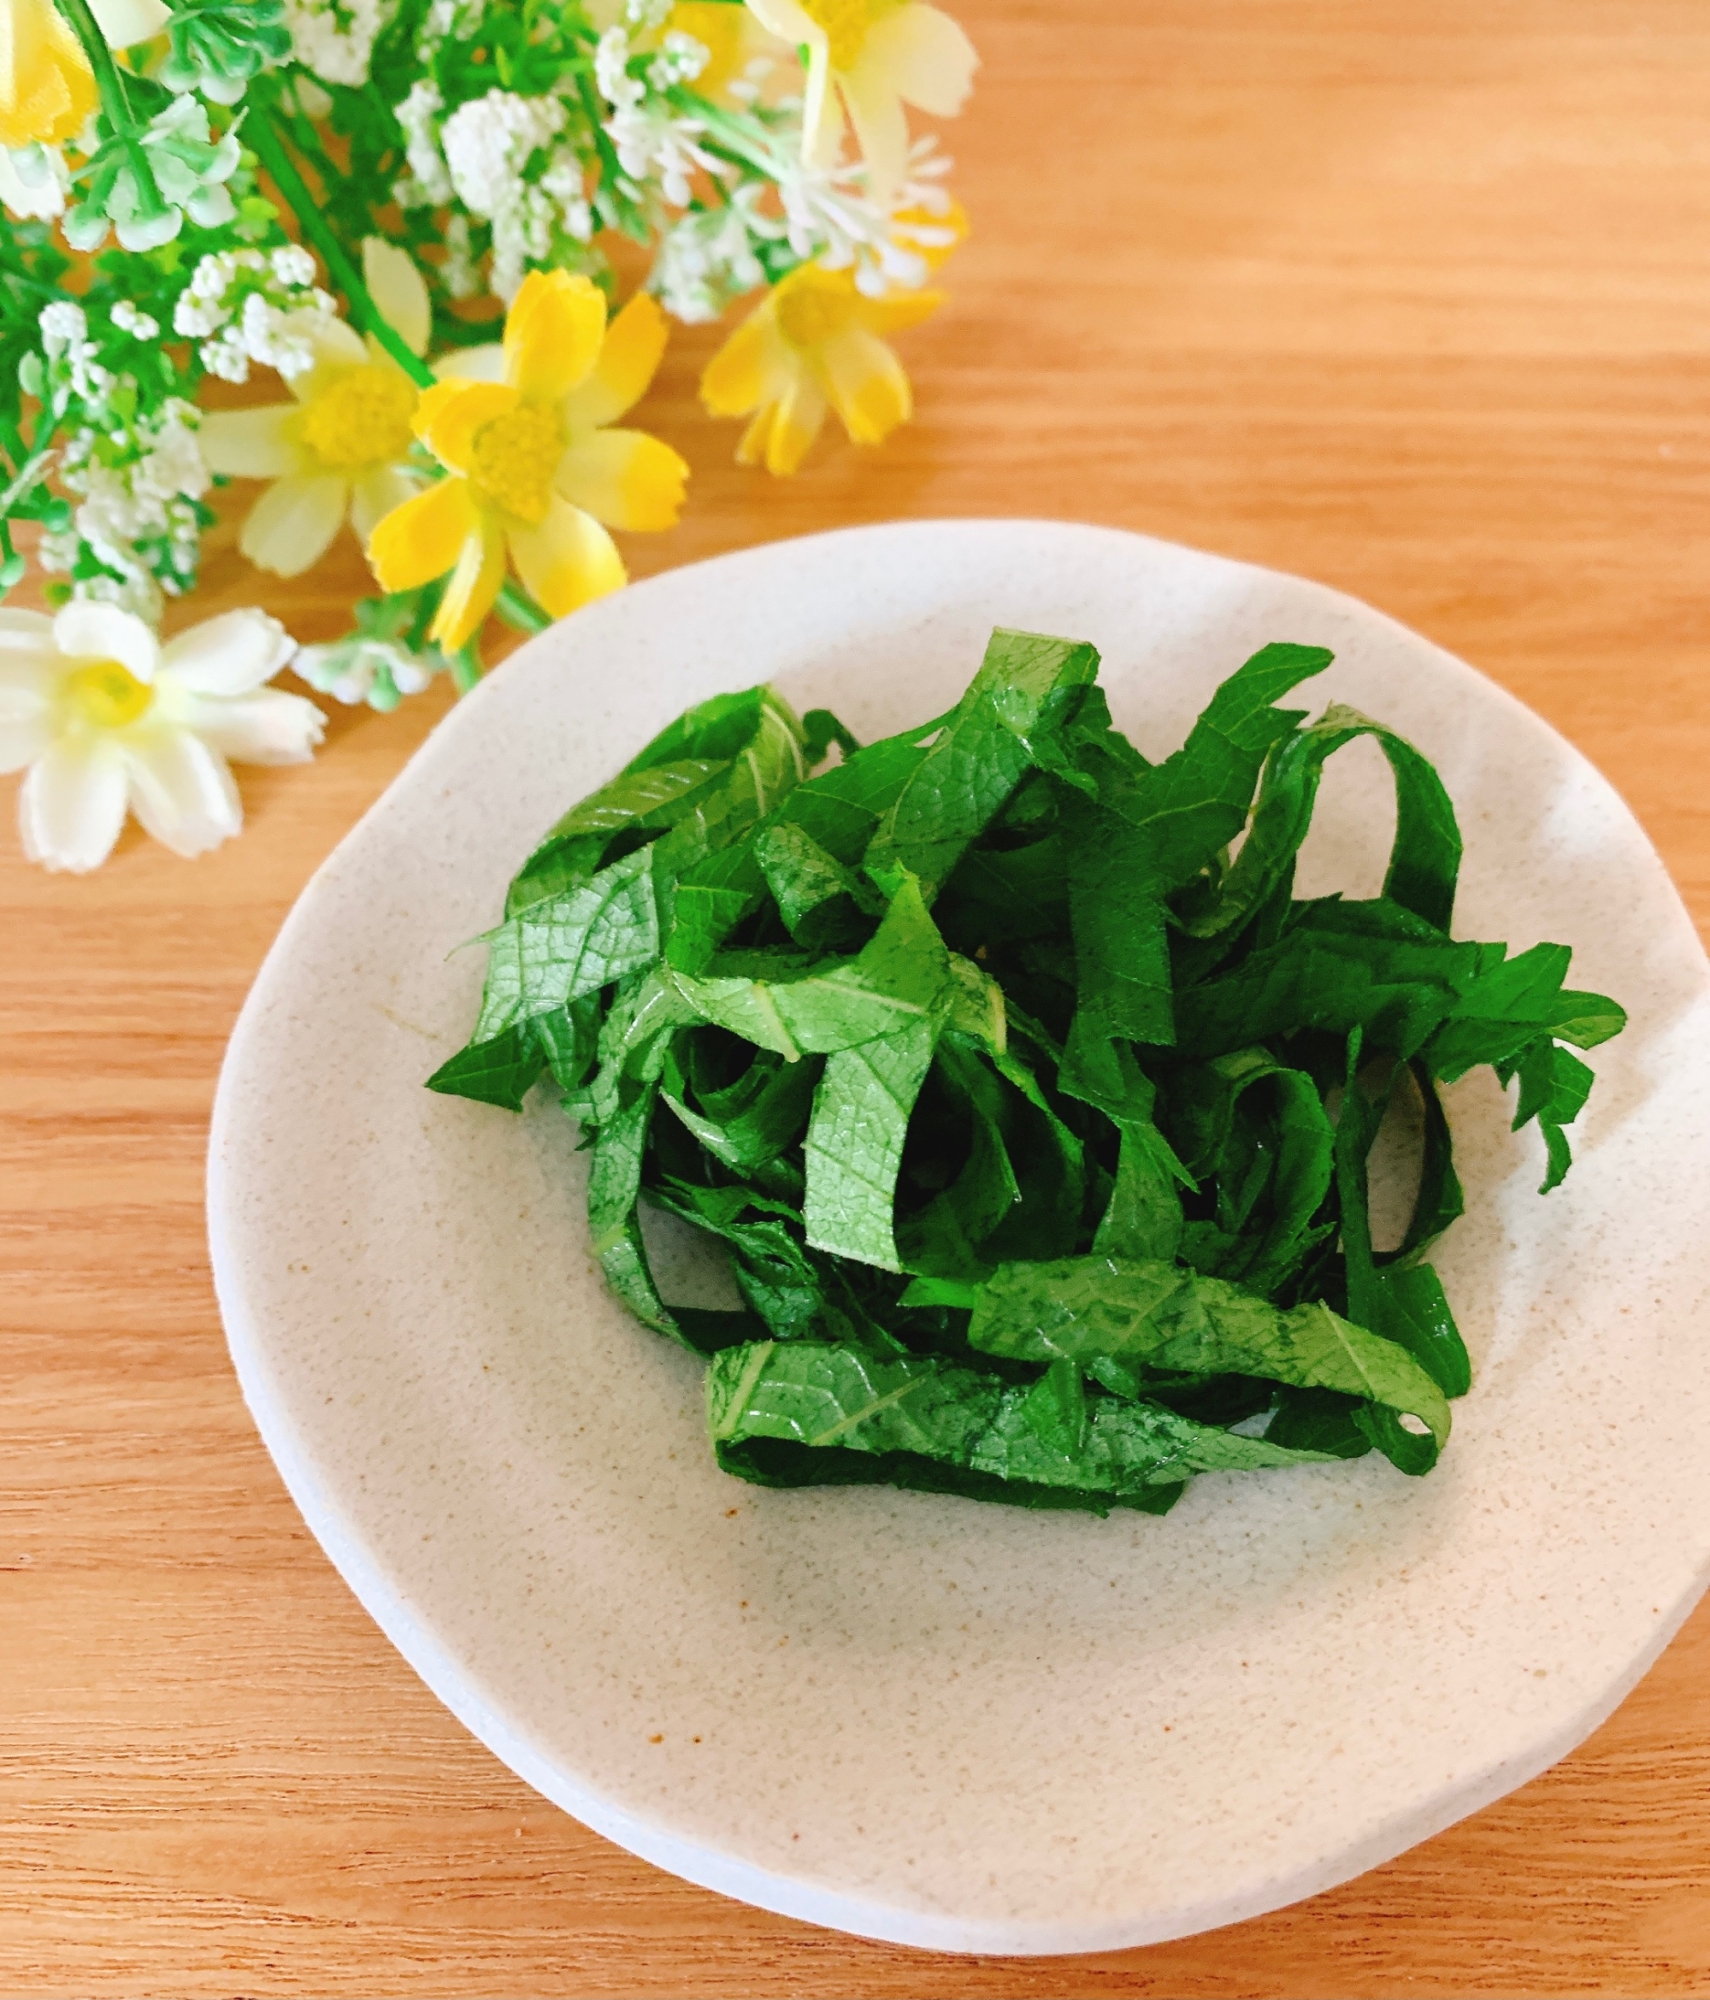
[367,475,480,592]
[429,516,507,650]
[867,2,977,115]
[199,404,302,480]
[435,342,506,384]
[700,307,785,417]
[820,326,911,445]
[0,0,95,149]
[239,471,350,577]
[857,286,944,338]
[506,496,626,619]
[735,403,776,468]
[555,428,688,533]
[414,378,519,474]
[764,372,829,475]
[504,270,606,406]
[892,194,968,272]
[560,291,670,431]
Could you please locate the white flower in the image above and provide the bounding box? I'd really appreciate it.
[0,143,67,219]
[110,299,160,340]
[282,0,396,86]
[441,88,565,215]
[394,79,452,207]
[295,630,438,709]
[57,398,209,593]
[172,246,338,385]
[0,602,322,872]
[438,89,576,301]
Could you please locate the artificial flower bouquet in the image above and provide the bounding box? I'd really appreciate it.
[0,0,975,868]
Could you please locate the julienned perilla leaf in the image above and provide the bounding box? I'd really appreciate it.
[430,631,1627,1517]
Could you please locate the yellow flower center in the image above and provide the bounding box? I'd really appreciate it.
[774,267,859,351]
[67,659,152,729]
[299,365,420,472]
[468,402,566,524]
[797,0,905,71]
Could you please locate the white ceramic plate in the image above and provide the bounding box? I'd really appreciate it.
[209,520,1710,1955]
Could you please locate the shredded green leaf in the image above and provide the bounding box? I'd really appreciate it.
[429,628,1626,1515]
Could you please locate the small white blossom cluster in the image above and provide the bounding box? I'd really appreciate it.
[282,0,398,87]
[40,396,210,617]
[296,630,439,709]
[399,85,595,303]
[595,21,724,210]
[651,189,774,323]
[172,245,338,383]
[109,300,161,341]
[35,300,111,407]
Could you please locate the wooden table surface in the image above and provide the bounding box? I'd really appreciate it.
[7,2,1710,1993]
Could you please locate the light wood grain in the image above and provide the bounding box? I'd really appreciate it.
[6,2,1710,1992]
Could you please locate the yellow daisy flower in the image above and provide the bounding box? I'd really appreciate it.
[200,239,434,580]
[0,0,167,149]
[743,0,976,206]
[700,260,942,476]
[367,270,688,651]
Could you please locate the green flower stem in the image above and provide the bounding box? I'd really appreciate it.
[495,580,550,634]
[451,643,482,695]
[243,100,433,389]
[50,0,167,220]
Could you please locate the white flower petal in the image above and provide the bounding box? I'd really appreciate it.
[158,609,296,698]
[121,726,242,859]
[0,608,55,648]
[362,237,432,358]
[869,3,978,116]
[51,601,160,681]
[744,0,819,45]
[180,687,325,767]
[238,472,349,577]
[0,149,64,220]
[19,735,128,872]
[350,463,421,544]
[839,62,909,208]
[0,655,56,772]
[0,710,53,773]
[434,343,506,384]
[801,40,841,166]
[199,406,303,480]
[88,0,170,45]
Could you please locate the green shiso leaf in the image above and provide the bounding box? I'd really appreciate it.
[430,629,1627,1515]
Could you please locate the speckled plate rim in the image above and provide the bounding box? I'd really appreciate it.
[207,520,1710,1956]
